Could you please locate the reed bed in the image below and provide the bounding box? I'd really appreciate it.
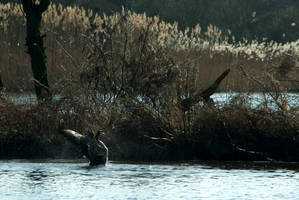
[0,2,298,92]
[0,3,298,161]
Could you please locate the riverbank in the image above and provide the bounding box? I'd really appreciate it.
[1,92,298,162]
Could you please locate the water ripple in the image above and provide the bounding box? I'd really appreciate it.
[0,160,299,200]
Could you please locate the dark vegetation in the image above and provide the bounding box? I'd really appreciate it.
[0,2,298,162]
[21,0,51,100]
[129,0,299,43]
[0,73,3,91]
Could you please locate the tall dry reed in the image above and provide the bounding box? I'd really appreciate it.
[0,2,298,92]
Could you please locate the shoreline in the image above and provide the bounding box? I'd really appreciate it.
[1,125,299,162]
[1,92,298,163]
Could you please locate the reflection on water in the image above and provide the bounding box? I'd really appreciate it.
[27,169,48,181]
[0,160,299,200]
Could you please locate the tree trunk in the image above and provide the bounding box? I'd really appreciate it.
[21,0,51,100]
[0,72,3,91]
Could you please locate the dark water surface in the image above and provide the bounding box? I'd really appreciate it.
[0,160,298,200]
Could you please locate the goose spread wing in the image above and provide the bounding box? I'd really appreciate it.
[60,129,84,145]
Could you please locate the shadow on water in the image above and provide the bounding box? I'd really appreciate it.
[27,169,49,182]
[2,159,299,171]
[192,160,299,172]
[108,160,299,172]
[80,164,107,170]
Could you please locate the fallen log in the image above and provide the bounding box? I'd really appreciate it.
[60,129,108,166]
[181,68,230,111]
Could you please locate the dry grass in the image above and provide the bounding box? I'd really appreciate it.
[0,2,298,92]
[0,85,112,158]
[102,99,299,161]
[0,3,298,161]
[1,89,299,161]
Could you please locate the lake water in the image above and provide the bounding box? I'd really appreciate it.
[0,160,298,200]
[8,92,299,109]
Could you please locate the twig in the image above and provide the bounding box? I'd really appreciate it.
[239,65,286,111]
[55,38,78,68]
[222,121,275,161]
[278,79,299,83]
[181,68,231,111]
[33,78,50,90]
[143,135,173,143]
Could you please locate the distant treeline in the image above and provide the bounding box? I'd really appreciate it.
[4,0,298,42]
[130,0,299,43]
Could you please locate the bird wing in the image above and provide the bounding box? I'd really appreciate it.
[60,129,84,145]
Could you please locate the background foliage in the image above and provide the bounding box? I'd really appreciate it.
[130,0,299,43]
[0,1,298,161]
[3,0,295,42]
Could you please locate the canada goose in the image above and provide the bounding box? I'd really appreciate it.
[60,129,108,166]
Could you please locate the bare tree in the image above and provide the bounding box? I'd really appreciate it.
[21,0,51,100]
[0,72,3,91]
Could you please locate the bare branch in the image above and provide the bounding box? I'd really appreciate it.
[239,66,286,111]
[181,68,231,111]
